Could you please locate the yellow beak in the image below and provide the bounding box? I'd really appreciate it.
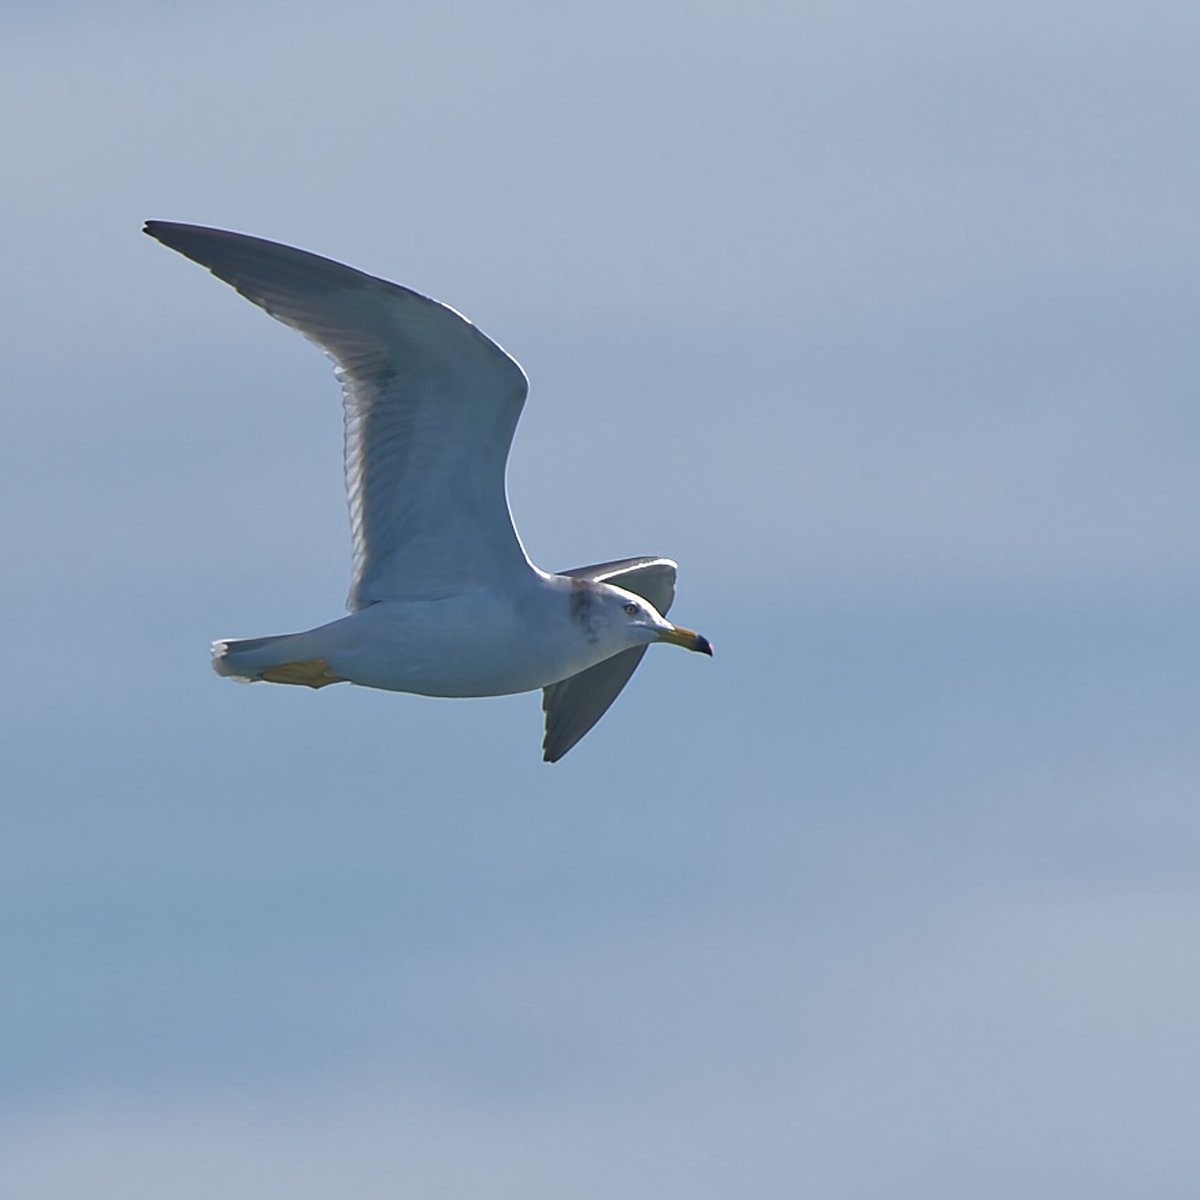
[658,624,714,655]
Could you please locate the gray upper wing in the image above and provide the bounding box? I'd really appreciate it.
[542,557,678,762]
[145,221,531,606]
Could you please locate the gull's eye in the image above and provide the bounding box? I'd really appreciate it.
[624,603,639,615]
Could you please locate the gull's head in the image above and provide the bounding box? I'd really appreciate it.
[591,582,714,656]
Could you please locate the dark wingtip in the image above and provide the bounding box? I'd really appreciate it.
[696,634,714,656]
[144,219,197,249]
[143,220,184,249]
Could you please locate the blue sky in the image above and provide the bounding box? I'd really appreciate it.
[3,2,1200,1196]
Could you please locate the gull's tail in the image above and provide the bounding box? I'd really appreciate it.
[212,634,345,689]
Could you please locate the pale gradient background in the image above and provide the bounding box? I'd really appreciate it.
[4,2,1199,1197]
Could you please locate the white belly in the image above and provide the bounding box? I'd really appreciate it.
[308,591,613,698]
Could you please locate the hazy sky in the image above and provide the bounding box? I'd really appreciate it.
[4,2,1200,1197]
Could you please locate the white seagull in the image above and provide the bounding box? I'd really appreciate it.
[146,222,711,761]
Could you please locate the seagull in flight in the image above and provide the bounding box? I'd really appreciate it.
[146,222,711,761]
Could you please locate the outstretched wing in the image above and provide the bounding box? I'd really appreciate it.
[145,221,532,607]
[542,558,678,762]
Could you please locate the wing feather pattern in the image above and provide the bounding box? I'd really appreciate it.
[145,221,531,606]
[542,558,678,762]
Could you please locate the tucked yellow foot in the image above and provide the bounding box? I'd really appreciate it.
[260,658,346,688]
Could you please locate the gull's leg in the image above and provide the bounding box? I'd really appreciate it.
[259,659,347,688]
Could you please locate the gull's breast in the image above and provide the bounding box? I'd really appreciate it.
[316,587,612,699]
